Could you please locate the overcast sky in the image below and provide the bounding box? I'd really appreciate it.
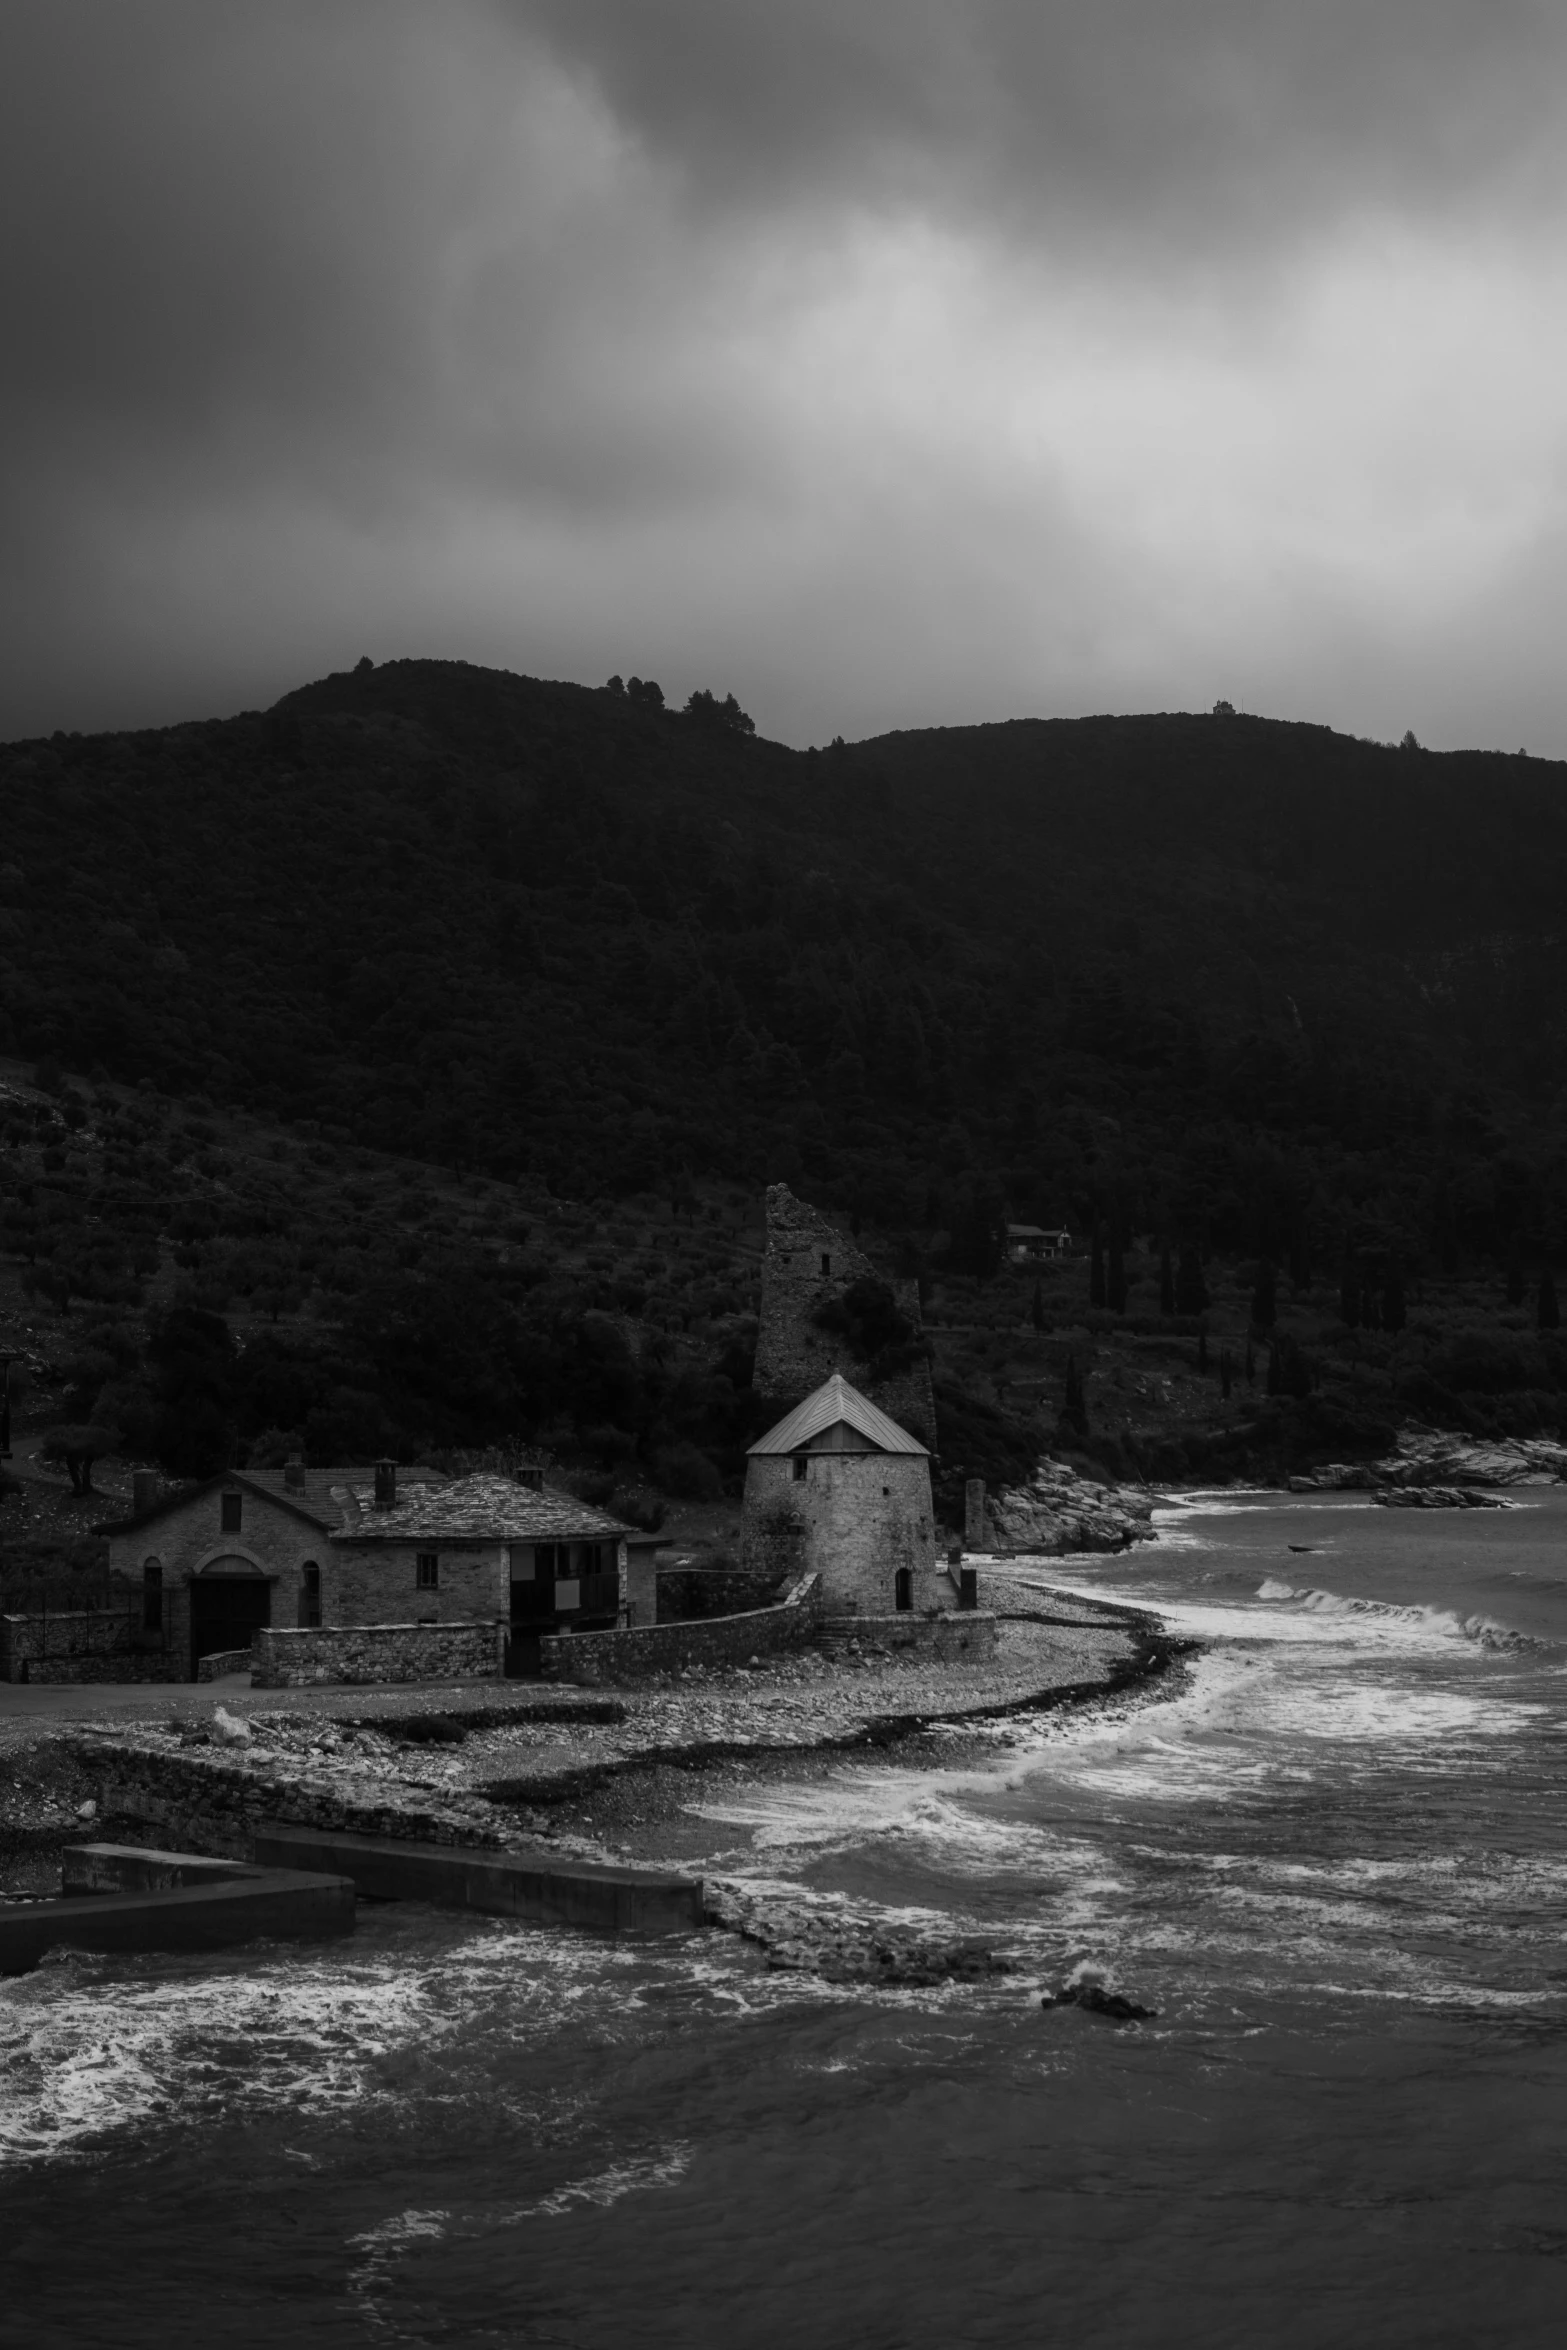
[5,1,1567,752]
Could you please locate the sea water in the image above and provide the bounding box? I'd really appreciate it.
[4,1491,1566,2348]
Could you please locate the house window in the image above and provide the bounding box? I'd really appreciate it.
[301,1562,321,1629]
[221,1491,242,1533]
[792,1454,808,1482]
[143,1560,162,1632]
[416,1552,439,1590]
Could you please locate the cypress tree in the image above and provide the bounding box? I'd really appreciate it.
[1090,1224,1106,1309]
[1538,1271,1560,1331]
[1506,1233,1526,1307]
[1383,1270,1407,1334]
[1340,1251,1362,1328]
[1159,1241,1175,1316]
[1220,1348,1233,1400]
[1197,1324,1209,1374]
[1108,1231,1127,1314]
[1266,1339,1283,1397]
[1251,1260,1277,1330]
[1062,1352,1089,1439]
[1176,1242,1208,1316]
[1030,1275,1046,1333]
[1244,1338,1256,1385]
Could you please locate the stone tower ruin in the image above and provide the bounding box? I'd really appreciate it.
[751,1184,937,1451]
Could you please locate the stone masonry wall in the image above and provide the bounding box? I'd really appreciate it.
[541,1577,823,1686]
[820,1610,997,1663]
[740,1450,947,1614]
[751,1184,937,1446]
[324,1542,506,1628]
[62,1731,505,1861]
[253,1620,505,1689]
[1,1609,179,1683]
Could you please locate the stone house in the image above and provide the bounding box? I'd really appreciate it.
[97,1462,450,1679]
[98,1461,659,1679]
[740,1373,947,1615]
[324,1468,661,1661]
[1007,1223,1071,1262]
[751,1184,936,1447]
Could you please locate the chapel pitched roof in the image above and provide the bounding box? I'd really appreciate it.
[748,1371,929,1457]
[328,1470,643,1544]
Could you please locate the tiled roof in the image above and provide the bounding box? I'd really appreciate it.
[748,1372,928,1457]
[329,1471,642,1544]
[244,1465,446,1528]
[94,1464,446,1536]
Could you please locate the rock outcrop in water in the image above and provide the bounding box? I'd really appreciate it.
[707,1882,1012,1984]
[987,1461,1157,1555]
[1370,1486,1510,1510]
[1292,1430,1567,1494]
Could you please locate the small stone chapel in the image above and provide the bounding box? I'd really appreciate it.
[740,1371,950,1616]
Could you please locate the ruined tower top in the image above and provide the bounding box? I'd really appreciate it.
[751,1184,937,1451]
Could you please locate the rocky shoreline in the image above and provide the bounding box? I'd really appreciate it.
[988,1459,1159,1553]
[1291,1429,1567,1499]
[1,1585,1193,1984]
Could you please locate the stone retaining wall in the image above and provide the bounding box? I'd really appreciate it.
[61,1731,504,1861]
[819,1610,997,1662]
[541,1575,823,1686]
[252,1620,505,1689]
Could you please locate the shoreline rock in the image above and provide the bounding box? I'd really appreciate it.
[1370,1486,1510,1511]
[988,1460,1157,1554]
[1292,1429,1567,1495]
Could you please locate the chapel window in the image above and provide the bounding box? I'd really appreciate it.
[221,1490,242,1533]
[301,1562,321,1628]
[416,1552,439,1590]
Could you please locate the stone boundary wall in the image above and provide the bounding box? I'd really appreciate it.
[655,1564,783,1622]
[0,1611,178,1685]
[197,1647,256,1682]
[821,1610,998,1662]
[541,1574,823,1687]
[61,1731,505,1862]
[252,1620,505,1689]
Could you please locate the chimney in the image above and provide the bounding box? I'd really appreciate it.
[284,1455,306,1493]
[514,1465,544,1492]
[132,1469,159,1517]
[374,1458,397,1512]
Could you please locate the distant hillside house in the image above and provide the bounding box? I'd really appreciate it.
[97,1461,658,1679]
[741,1373,944,1616]
[1007,1224,1071,1262]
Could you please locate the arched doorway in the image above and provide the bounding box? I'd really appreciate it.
[189,1558,272,1677]
[894,1567,913,1612]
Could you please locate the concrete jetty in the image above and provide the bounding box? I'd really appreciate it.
[0,1866,356,1974]
[252,1823,704,1935]
[60,1841,256,1897]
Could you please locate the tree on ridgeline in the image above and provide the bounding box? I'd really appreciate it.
[1539,1271,1560,1331]
[683,688,756,735]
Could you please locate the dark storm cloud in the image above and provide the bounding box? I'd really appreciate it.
[516,0,1567,250]
[2,3,1565,748]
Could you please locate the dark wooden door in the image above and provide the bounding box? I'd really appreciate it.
[189,1577,272,1677]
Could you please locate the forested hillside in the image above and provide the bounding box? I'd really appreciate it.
[5,656,1567,1274]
